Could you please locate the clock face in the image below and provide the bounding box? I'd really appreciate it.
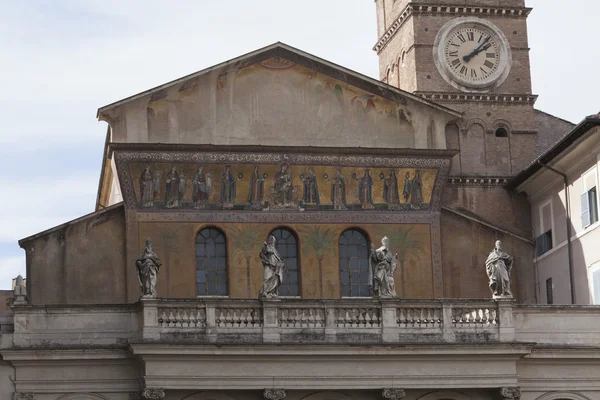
[433,18,512,92]
[444,27,500,84]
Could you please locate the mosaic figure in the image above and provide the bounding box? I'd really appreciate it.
[369,236,398,298]
[140,166,156,208]
[383,170,400,210]
[274,163,294,207]
[331,168,347,210]
[165,166,180,208]
[358,168,375,210]
[178,171,186,206]
[302,169,320,205]
[259,235,284,299]
[248,166,265,209]
[220,165,237,209]
[402,172,411,203]
[192,167,211,209]
[410,170,423,209]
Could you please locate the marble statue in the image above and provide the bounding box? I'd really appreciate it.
[13,274,26,305]
[369,236,398,298]
[136,238,162,298]
[165,166,180,208]
[140,166,156,208]
[485,240,514,298]
[331,168,347,210]
[259,235,284,299]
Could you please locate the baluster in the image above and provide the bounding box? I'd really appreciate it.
[167,309,175,327]
[316,309,323,327]
[158,309,166,327]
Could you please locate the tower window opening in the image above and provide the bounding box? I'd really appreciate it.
[495,127,508,138]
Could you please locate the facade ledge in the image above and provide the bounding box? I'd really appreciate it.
[415,92,538,105]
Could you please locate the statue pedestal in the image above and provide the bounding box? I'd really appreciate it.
[261,298,281,343]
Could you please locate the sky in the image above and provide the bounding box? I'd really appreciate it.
[0,0,598,290]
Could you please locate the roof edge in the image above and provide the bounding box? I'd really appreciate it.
[506,116,600,189]
[18,202,125,248]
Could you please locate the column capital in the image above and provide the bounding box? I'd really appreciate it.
[14,394,35,400]
[141,388,165,400]
[499,387,521,400]
[264,388,286,400]
[382,389,406,400]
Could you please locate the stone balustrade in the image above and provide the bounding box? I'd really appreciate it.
[9,299,600,348]
[141,298,513,344]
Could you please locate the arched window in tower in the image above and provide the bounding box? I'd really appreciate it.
[196,227,228,296]
[269,227,299,296]
[339,229,370,297]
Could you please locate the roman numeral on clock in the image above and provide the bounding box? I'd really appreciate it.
[486,53,496,59]
[449,51,458,57]
[467,32,474,41]
[458,34,466,43]
[471,69,477,78]
[460,66,467,75]
[451,58,461,68]
[484,60,494,69]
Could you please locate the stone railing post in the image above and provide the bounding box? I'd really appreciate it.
[140,298,160,341]
[497,299,515,342]
[442,302,455,342]
[205,301,217,343]
[380,300,398,343]
[262,299,281,343]
[324,302,336,341]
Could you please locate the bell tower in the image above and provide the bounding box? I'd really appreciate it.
[374,0,536,177]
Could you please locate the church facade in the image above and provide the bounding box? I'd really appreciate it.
[2,1,600,400]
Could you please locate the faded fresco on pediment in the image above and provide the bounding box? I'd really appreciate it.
[131,162,436,212]
[214,57,415,147]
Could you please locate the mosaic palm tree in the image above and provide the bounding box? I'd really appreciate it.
[228,226,266,297]
[378,226,426,297]
[299,226,337,297]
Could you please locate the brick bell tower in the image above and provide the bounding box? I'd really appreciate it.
[374,0,536,177]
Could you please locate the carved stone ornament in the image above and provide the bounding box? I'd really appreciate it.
[13,274,27,305]
[382,389,406,400]
[499,387,521,400]
[13,394,35,400]
[142,388,165,400]
[264,388,286,400]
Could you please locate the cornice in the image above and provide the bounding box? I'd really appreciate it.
[415,91,538,105]
[447,177,512,187]
[373,3,533,54]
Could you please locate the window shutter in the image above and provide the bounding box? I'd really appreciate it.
[582,192,591,227]
[590,187,599,225]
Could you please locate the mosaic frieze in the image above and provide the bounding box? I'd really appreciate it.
[131,162,437,212]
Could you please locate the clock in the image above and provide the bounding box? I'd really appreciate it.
[433,17,512,92]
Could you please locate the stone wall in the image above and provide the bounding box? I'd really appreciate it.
[20,205,127,305]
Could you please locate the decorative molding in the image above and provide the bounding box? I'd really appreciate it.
[499,387,521,400]
[373,3,532,54]
[14,394,35,400]
[142,388,165,400]
[383,388,406,400]
[511,130,538,135]
[415,91,537,105]
[264,389,286,400]
[447,177,512,187]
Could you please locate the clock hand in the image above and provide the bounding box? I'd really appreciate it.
[463,36,491,62]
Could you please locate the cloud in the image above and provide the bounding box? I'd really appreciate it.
[0,256,25,290]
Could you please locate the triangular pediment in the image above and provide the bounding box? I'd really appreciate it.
[97,43,460,149]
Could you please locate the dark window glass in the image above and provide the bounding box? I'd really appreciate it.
[535,230,553,256]
[270,228,299,296]
[339,229,370,297]
[546,278,553,305]
[196,228,228,296]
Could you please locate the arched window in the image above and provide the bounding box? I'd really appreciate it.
[339,229,370,297]
[269,227,299,296]
[196,227,228,296]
